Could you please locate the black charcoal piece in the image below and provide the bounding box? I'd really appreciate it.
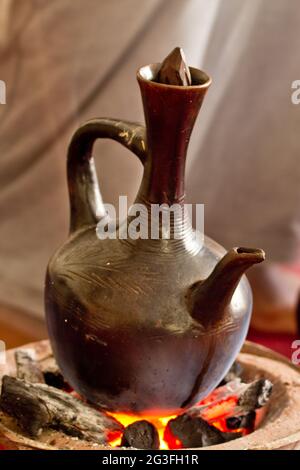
[43,370,70,390]
[238,379,273,410]
[121,420,159,449]
[15,349,45,384]
[226,410,256,430]
[0,375,123,444]
[219,361,243,386]
[166,414,241,448]
[40,355,71,390]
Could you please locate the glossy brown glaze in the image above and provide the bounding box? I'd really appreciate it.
[45,63,264,415]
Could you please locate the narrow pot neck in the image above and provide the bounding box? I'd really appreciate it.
[136,64,211,206]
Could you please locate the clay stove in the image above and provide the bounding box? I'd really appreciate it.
[0,340,300,451]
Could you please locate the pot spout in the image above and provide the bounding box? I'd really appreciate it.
[188,247,265,326]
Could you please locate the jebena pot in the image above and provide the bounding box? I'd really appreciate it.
[45,62,265,414]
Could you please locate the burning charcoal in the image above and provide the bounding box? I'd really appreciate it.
[15,349,70,390]
[226,410,256,431]
[165,414,241,449]
[15,349,45,384]
[219,362,243,386]
[182,377,273,438]
[121,420,159,450]
[0,376,123,444]
[156,47,192,86]
[188,377,273,425]
[238,379,273,410]
[187,379,246,418]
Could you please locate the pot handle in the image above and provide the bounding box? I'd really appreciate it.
[67,118,147,233]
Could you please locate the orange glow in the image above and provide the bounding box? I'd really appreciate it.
[107,412,177,449]
[107,394,255,449]
[200,396,238,421]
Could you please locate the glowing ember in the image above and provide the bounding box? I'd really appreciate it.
[200,396,238,422]
[108,391,256,449]
[108,412,176,449]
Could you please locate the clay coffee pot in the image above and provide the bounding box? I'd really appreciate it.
[45,49,265,415]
